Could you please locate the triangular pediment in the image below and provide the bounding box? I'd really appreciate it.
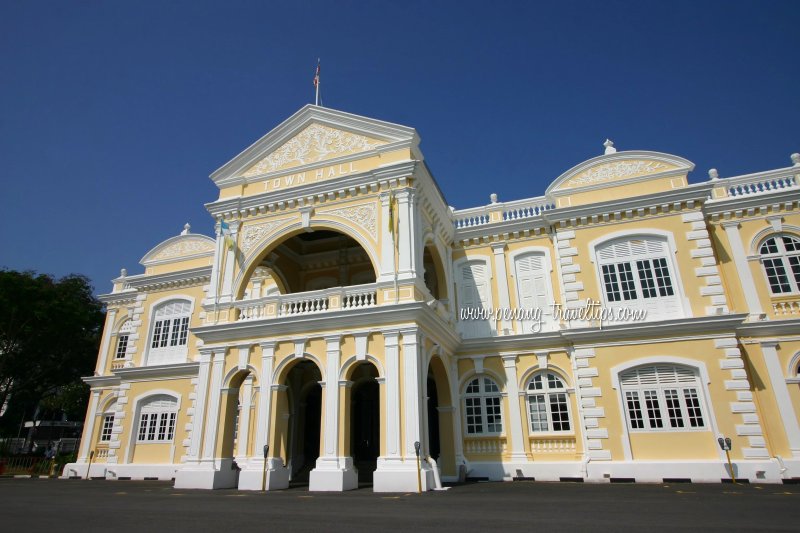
[211,105,418,187]
[241,123,388,177]
[547,151,694,196]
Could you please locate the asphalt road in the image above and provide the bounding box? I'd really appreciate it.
[0,478,796,532]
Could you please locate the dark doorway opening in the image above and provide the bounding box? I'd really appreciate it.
[350,363,379,483]
[427,374,441,461]
[286,360,322,485]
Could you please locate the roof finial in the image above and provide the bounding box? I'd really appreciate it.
[120,268,127,278]
[603,139,616,155]
[182,223,191,235]
[490,193,498,204]
[791,153,800,167]
[709,168,719,181]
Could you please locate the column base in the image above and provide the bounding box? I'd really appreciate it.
[309,456,358,491]
[373,457,434,492]
[174,459,238,489]
[237,458,290,491]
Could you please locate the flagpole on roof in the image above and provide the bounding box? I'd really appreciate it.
[314,58,321,106]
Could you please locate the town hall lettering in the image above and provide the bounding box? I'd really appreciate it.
[264,162,359,192]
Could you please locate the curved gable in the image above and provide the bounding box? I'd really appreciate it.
[140,233,215,267]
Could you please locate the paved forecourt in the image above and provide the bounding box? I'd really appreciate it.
[0,479,797,532]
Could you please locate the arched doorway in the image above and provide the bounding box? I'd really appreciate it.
[349,363,380,483]
[426,355,456,478]
[285,360,322,484]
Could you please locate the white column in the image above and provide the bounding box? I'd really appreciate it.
[206,223,224,302]
[378,192,395,283]
[502,355,527,461]
[323,335,341,459]
[492,244,512,334]
[401,328,423,458]
[220,221,240,303]
[201,350,226,461]
[449,357,466,465]
[254,341,275,453]
[95,309,118,375]
[78,391,101,461]
[187,349,213,461]
[762,342,800,455]
[236,375,254,459]
[384,330,401,458]
[722,221,764,317]
[396,188,418,280]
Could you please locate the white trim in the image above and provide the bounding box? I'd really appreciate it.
[588,228,692,319]
[453,254,496,337]
[610,357,722,461]
[762,343,800,453]
[722,222,765,316]
[749,225,800,256]
[140,233,215,267]
[338,354,385,381]
[141,295,196,367]
[271,351,326,384]
[125,389,183,464]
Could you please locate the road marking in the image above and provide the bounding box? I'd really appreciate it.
[382,496,400,499]
[298,495,313,498]
[674,490,695,494]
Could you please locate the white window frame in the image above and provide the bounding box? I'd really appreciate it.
[589,230,691,322]
[757,234,800,295]
[462,375,504,436]
[508,247,557,333]
[115,320,133,360]
[525,371,573,434]
[144,298,193,366]
[618,364,709,433]
[99,413,115,442]
[136,395,178,444]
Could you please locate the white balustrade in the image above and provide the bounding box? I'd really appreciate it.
[773,300,800,316]
[502,198,554,221]
[711,167,800,200]
[234,283,378,321]
[529,436,577,453]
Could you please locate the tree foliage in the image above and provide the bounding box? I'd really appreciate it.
[0,270,104,429]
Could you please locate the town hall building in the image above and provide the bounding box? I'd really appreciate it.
[64,105,800,490]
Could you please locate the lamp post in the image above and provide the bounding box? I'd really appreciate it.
[414,441,421,493]
[85,450,95,480]
[717,437,736,484]
[261,444,269,492]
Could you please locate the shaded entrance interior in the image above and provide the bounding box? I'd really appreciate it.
[286,360,322,484]
[350,363,380,483]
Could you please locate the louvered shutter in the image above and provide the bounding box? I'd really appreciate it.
[459,261,491,338]
[515,253,553,332]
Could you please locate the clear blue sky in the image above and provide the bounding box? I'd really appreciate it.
[1,0,798,294]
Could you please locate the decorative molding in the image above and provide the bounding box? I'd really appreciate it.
[319,202,377,240]
[566,160,671,188]
[240,219,288,254]
[150,238,214,262]
[242,124,384,177]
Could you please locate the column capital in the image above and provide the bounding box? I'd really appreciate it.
[761,340,780,350]
[259,340,277,355]
[383,329,400,346]
[721,220,741,230]
[491,242,507,254]
[501,354,518,367]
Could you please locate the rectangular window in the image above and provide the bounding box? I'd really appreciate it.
[100,415,114,442]
[138,413,149,441]
[115,335,128,359]
[151,321,164,348]
[550,392,570,431]
[485,397,502,433]
[138,411,177,442]
[636,260,657,298]
[789,255,800,287]
[653,258,675,296]
[643,390,664,429]
[683,388,705,427]
[763,258,791,293]
[625,391,644,429]
[528,395,547,432]
[465,397,482,434]
[664,389,685,428]
[147,414,158,440]
[602,264,621,302]
[617,263,636,300]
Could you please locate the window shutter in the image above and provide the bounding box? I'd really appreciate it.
[459,262,491,338]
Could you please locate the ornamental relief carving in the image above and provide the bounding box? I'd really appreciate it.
[242,124,385,177]
[566,160,674,188]
[319,203,377,240]
[151,239,214,261]
[241,219,289,254]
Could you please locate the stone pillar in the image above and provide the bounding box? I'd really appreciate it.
[206,222,224,303]
[395,188,418,281]
[762,342,800,455]
[722,221,764,318]
[219,221,240,303]
[95,309,118,375]
[78,391,101,463]
[502,355,527,461]
[310,334,358,491]
[491,244,512,334]
[236,375,254,460]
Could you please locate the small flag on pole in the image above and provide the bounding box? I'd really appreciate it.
[220,220,234,249]
[313,59,321,106]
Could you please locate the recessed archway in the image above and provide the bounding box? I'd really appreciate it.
[348,362,380,484]
[427,355,456,478]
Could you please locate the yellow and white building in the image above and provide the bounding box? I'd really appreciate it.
[64,105,800,490]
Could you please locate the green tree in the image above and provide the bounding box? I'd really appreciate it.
[0,270,104,432]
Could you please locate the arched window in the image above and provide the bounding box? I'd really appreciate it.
[115,320,133,360]
[457,260,493,338]
[526,372,571,433]
[619,365,706,431]
[100,402,116,442]
[463,376,503,435]
[147,300,191,366]
[137,395,178,443]
[759,234,800,294]
[595,236,682,320]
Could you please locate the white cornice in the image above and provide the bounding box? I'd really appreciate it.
[562,313,748,343]
[83,375,121,387]
[114,362,200,381]
[98,289,139,306]
[736,317,800,337]
[123,266,212,292]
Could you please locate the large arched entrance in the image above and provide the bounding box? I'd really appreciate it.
[348,362,380,484]
[285,360,322,484]
[426,355,456,478]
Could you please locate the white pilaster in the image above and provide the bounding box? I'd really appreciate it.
[236,375,254,460]
[384,330,401,458]
[95,309,118,374]
[78,391,101,462]
[762,342,800,455]
[186,349,212,461]
[206,222,224,302]
[492,244,512,334]
[201,350,225,461]
[254,341,275,453]
[219,221,240,303]
[502,355,527,460]
[378,192,395,283]
[402,328,423,458]
[722,221,764,317]
[395,188,418,280]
